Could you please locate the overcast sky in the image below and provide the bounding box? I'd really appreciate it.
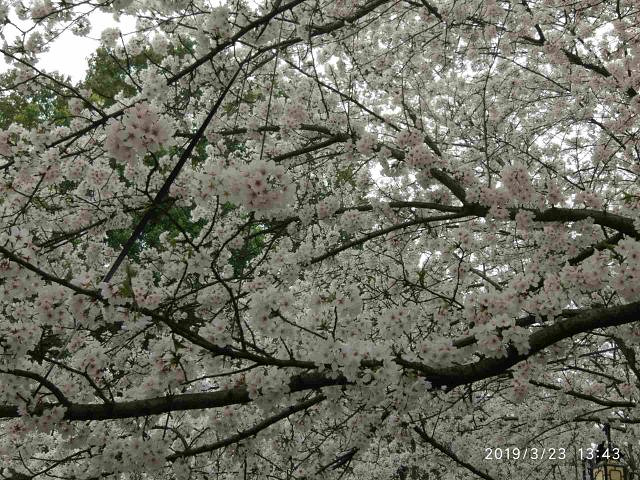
[1,10,136,83]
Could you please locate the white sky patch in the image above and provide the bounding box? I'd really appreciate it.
[1,9,136,83]
[39,12,136,82]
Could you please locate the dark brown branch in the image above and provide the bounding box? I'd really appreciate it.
[529,380,635,408]
[167,394,325,460]
[0,245,101,300]
[417,0,442,21]
[398,300,640,388]
[1,369,71,407]
[272,134,350,163]
[166,0,308,85]
[2,301,639,421]
[310,212,467,264]
[102,61,244,283]
[0,372,344,421]
[461,204,639,240]
[414,426,497,480]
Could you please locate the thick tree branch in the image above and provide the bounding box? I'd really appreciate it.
[2,302,639,421]
[398,301,640,388]
[0,372,344,421]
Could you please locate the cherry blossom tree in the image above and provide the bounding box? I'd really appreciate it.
[2,0,640,479]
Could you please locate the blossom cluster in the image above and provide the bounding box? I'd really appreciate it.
[334,285,364,318]
[2,321,41,360]
[11,405,66,435]
[405,143,438,170]
[355,132,377,155]
[245,368,290,407]
[330,340,374,380]
[316,195,341,219]
[395,129,423,149]
[101,27,121,48]
[199,158,295,215]
[136,354,186,397]
[338,209,365,234]
[574,190,604,209]
[204,6,232,39]
[558,250,610,293]
[30,0,53,20]
[282,99,310,129]
[380,306,412,337]
[510,362,534,402]
[105,102,173,164]
[114,436,167,472]
[140,68,168,100]
[0,131,12,156]
[35,284,68,325]
[199,317,233,346]
[248,287,299,336]
[416,337,458,367]
[500,163,536,205]
[612,238,640,300]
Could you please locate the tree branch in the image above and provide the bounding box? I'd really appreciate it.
[414,426,497,480]
[2,301,639,421]
[167,394,325,460]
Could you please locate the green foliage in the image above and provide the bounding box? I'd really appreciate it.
[336,164,357,187]
[82,47,156,108]
[105,204,207,260]
[83,54,133,108]
[229,224,266,276]
[0,71,72,129]
[80,43,214,262]
[106,206,266,280]
[82,39,196,108]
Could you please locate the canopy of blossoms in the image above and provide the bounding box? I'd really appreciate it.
[1,0,640,479]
